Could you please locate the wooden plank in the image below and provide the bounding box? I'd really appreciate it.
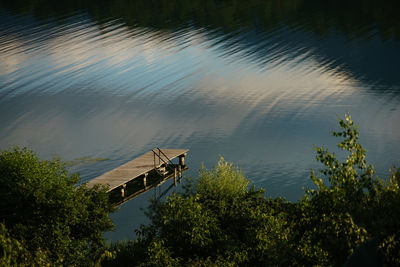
[86,149,188,192]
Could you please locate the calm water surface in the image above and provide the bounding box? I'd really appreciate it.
[1,0,399,240]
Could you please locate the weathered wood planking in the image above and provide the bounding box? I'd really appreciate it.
[86,149,188,192]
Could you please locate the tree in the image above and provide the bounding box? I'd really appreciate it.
[0,223,53,266]
[104,158,291,266]
[104,114,400,266]
[0,147,115,265]
[288,114,400,266]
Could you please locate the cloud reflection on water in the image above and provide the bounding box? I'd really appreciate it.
[1,11,400,240]
[1,15,399,165]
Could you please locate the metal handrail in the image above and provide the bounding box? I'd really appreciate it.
[155,147,175,171]
[151,148,176,175]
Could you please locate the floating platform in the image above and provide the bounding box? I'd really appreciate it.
[86,148,188,204]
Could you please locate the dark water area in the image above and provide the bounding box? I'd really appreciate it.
[1,0,400,241]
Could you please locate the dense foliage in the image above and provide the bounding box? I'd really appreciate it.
[104,115,400,266]
[0,223,52,266]
[288,116,400,266]
[1,115,399,266]
[0,147,115,266]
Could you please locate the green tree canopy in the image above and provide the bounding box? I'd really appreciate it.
[105,115,400,266]
[104,158,292,266]
[1,116,399,266]
[0,147,115,265]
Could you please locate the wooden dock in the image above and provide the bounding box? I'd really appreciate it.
[86,148,188,203]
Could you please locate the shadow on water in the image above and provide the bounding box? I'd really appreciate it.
[108,164,187,206]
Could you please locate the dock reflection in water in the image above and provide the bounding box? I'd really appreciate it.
[86,148,188,206]
[109,163,187,206]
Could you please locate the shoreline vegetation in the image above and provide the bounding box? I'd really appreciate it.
[2,0,399,41]
[1,115,399,266]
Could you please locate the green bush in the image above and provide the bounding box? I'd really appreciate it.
[0,223,53,266]
[105,114,400,266]
[2,115,398,266]
[0,147,116,265]
[196,158,249,199]
[290,115,400,266]
[105,158,290,266]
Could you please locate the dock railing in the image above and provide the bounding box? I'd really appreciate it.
[152,147,178,178]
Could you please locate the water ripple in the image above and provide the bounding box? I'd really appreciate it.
[0,8,399,209]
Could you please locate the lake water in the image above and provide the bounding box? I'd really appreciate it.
[1,0,399,241]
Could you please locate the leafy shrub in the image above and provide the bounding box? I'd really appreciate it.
[104,157,290,266]
[286,114,400,266]
[196,158,250,200]
[110,114,400,266]
[0,223,53,266]
[0,147,115,265]
[2,115,397,266]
